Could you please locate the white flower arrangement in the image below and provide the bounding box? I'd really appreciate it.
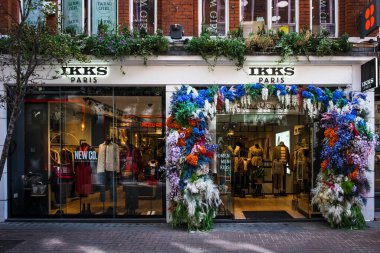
[183,177,222,218]
[262,87,269,100]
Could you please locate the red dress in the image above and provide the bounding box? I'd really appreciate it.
[75,144,93,195]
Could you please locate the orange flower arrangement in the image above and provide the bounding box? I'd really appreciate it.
[197,145,207,154]
[184,128,192,138]
[178,128,192,138]
[324,127,338,147]
[166,116,181,130]
[321,158,330,172]
[186,153,198,166]
[177,138,186,147]
[348,168,358,180]
[188,119,198,127]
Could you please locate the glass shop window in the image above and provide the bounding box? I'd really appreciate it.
[9,87,166,218]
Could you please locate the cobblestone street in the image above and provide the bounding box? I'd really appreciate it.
[0,221,379,253]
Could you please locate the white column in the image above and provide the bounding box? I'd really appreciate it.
[352,64,375,221]
[165,85,180,223]
[0,82,8,222]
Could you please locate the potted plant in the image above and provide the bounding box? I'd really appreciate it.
[254,167,265,183]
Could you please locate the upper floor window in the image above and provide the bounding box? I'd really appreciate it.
[61,0,117,35]
[241,0,267,23]
[312,0,336,36]
[91,0,118,34]
[25,0,45,26]
[240,0,297,34]
[62,0,85,34]
[271,0,296,33]
[132,0,156,33]
[201,0,227,36]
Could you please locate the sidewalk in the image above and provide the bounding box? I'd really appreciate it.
[0,221,379,253]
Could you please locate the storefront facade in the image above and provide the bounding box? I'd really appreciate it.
[0,54,377,221]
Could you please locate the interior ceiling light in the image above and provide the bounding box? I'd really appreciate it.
[271,16,281,21]
[277,1,288,8]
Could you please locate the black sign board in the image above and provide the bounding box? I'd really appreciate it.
[359,0,380,38]
[361,58,378,92]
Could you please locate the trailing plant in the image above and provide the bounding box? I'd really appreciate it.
[78,28,169,64]
[185,29,246,70]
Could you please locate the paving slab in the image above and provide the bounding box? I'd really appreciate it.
[0,222,378,253]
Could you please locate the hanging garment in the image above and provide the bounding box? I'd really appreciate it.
[97,141,120,173]
[248,146,263,167]
[74,144,94,195]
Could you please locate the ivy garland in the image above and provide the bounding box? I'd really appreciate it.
[164,83,376,231]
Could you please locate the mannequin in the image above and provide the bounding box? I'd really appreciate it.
[97,138,120,206]
[272,141,290,196]
[248,144,264,196]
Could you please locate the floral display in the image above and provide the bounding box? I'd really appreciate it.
[165,83,376,231]
[312,92,377,229]
[165,85,221,231]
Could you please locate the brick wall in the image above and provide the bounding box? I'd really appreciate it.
[159,0,195,36]
[229,0,240,32]
[0,0,378,38]
[118,0,129,29]
[0,0,20,34]
[299,0,310,30]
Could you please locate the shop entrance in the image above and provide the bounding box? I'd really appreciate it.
[216,111,315,221]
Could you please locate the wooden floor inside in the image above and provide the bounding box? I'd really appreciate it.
[234,195,307,219]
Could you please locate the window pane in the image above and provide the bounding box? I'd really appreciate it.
[272,0,296,33]
[312,0,336,36]
[202,0,226,36]
[91,0,117,34]
[62,0,84,34]
[25,0,44,25]
[10,87,166,218]
[133,0,155,34]
[241,0,267,24]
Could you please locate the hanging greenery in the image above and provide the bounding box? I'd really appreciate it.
[164,83,376,231]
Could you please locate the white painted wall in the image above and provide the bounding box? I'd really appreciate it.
[36,56,373,87]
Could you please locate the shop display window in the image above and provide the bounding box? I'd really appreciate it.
[9,87,166,218]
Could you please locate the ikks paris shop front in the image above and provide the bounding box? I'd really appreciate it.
[0,55,377,228]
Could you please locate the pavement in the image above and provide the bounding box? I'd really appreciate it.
[0,221,379,253]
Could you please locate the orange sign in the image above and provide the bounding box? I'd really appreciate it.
[360,0,380,38]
